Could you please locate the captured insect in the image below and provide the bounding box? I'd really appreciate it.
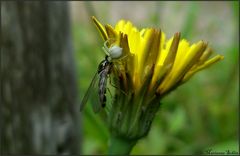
[79,39,124,113]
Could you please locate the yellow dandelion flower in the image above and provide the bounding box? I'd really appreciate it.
[92,16,223,97]
[91,16,224,154]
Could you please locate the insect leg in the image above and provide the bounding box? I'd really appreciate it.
[108,74,127,96]
[107,87,112,98]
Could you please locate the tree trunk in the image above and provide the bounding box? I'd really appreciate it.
[1,2,81,154]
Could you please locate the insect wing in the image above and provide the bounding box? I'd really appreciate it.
[80,71,101,112]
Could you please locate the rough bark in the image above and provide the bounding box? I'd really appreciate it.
[1,2,81,154]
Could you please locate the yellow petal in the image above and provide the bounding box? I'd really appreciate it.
[91,16,108,41]
[197,46,213,65]
[105,24,118,41]
[162,32,180,67]
[115,20,126,32]
[182,55,224,82]
[157,35,173,66]
[158,41,207,94]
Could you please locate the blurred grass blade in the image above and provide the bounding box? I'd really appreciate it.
[181,2,198,39]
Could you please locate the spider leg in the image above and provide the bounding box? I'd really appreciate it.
[102,46,110,56]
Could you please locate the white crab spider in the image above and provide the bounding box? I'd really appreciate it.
[102,40,123,60]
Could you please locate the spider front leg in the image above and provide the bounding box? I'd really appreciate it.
[102,40,111,56]
[102,46,110,56]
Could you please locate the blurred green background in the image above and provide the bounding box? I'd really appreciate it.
[71,1,239,155]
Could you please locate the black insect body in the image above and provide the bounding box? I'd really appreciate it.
[80,41,124,113]
[80,56,113,113]
[97,57,113,108]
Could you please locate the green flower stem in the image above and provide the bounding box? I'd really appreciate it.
[108,135,137,155]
